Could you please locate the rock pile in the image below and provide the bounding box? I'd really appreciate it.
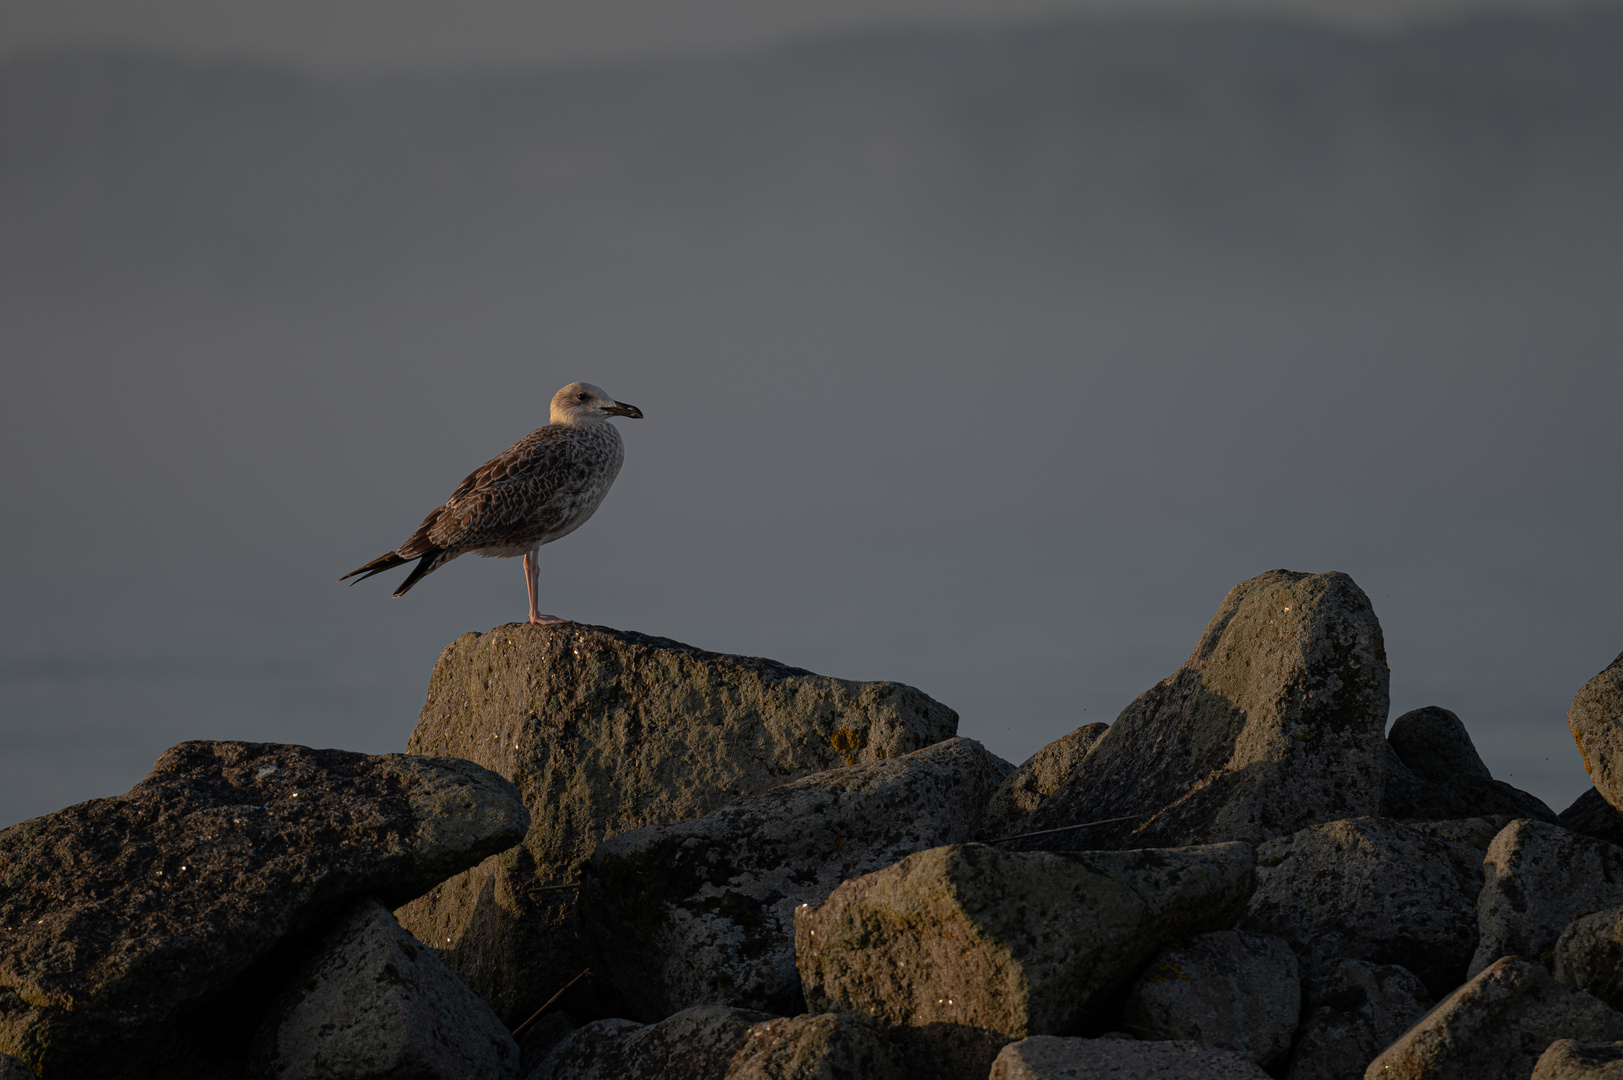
[8,568,1623,1080]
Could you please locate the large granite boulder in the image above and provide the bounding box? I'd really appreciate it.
[1016,570,1388,852]
[0,741,526,1080]
[1237,816,1484,997]
[1379,707,1557,822]
[247,900,517,1079]
[1284,959,1433,1080]
[1555,908,1623,1010]
[1364,957,1623,1080]
[1473,818,1623,978]
[795,841,1256,1080]
[1564,789,1623,847]
[1572,652,1623,812]
[1120,930,1299,1066]
[976,723,1109,842]
[1535,1041,1623,1080]
[396,623,958,1023]
[990,1037,1272,1079]
[579,736,1010,1019]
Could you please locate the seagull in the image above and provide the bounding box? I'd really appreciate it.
[340,382,643,624]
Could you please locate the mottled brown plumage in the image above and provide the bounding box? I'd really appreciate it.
[341,382,642,622]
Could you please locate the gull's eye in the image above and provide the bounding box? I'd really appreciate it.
[577,392,589,401]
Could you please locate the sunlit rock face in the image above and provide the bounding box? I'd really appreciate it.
[1014,569,1389,853]
[395,621,959,1024]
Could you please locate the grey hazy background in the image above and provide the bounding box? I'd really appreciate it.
[2,1,1621,828]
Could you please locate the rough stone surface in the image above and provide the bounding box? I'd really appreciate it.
[1283,959,1433,1080]
[723,1012,910,1080]
[0,741,527,1080]
[1379,707,1557,822]
[0,1054,34,1080]
[532,1006,770,1080]
[1405,816,1515,852]
[977,724,1109,842]
[1535,1041,1623,1080]
[1237,816,1483,997]
[1120,930,1299,1065]
[516,1014,575,1077]
[796,841,1256,1080]
[1472,818,1623,978]
[1563,789,1623,848]
[1555,908,1623,1010]
[1364,956,1623,1080]
[1017,570,1388,852]
[580,736,1010,1019]
[247,900,517,1079]
[396,622,958,1023]
[990,1036,1272,1079]
[1571,651,1623,814]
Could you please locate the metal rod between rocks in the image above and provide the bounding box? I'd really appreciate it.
[987,813,1151,845]
[511,967,591,1040]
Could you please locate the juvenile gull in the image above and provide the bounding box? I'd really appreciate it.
[340,382,643,624]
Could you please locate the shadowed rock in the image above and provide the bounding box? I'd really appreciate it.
[1379,706,1556,822]
[1472,818,1623,979]
[395,622,958,1024]
[1120,930,1299,1066]
[579,737,1010,1019]
[532,1006,769,1080]
[0,741,527,1080]
[1555,907,1623,1010]
[795,841,1256,1080]
[247,900,517,1079]
[1534,1041,1623,1080]
[0,1055,34,1080]
[976,723,1108,842]
[1016,570,1388,852]
[722,1013,910,1080]
[1237,816,1483,997]
[1284,959,1432,1080]
[1563,788,1623,847]
[1571,651,1623,813]
[990,1037,1271,1079]
[1364,957,1623,1080]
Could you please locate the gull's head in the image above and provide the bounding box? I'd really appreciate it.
[549,382,644,426]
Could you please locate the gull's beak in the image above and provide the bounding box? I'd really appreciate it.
[605,401,644,419]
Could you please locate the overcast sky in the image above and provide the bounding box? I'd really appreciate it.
[2,0,1615,68]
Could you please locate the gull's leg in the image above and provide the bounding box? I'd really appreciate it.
[523,548,566,625]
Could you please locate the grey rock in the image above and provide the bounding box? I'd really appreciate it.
[977,723,1109,842]
[1563,789,1623,848]
[0,741,526,1080]
[1120,930,1299,1066]
[1472,818,1623,978]
[0,1054,35,1080]
[1380,707,1557,822]
[579,736,1010,1019]
[395,622,957,1023]
[723,1013,910,1080]
[795,841,1256,1080]
[1555,908,1623,1010]
[1284,959,1433,1080]
[1364,956,1623,1080]
[1570,652,1623,814]
[533,1006,770,1080]
[1237,816,1483,997]
[1534,1041,1623,1080]
[247,900,517,1080]
[1406,816,1516,851]
[1018,570,1388,852]
[516,1014,575,1077]
[989,1036,1272,1079]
